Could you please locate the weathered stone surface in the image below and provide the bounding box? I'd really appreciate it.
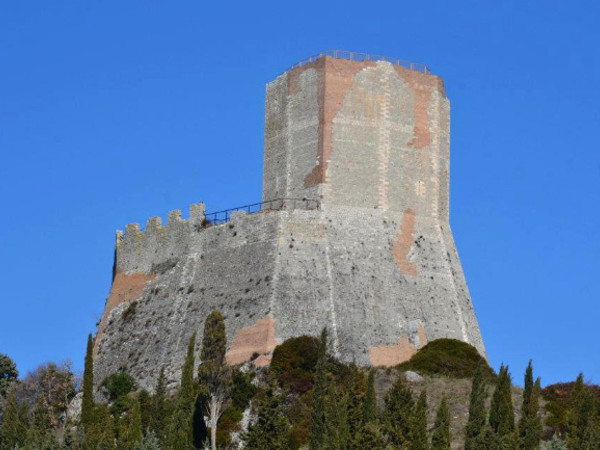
[404,371,425,383]
[94,55,485,391]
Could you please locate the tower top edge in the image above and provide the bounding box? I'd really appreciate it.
[279,50,433,76]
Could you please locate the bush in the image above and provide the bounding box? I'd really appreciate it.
[270,336,319,393]
[397,339,494,379]
[103,372,136,400]
[542,381,600,436]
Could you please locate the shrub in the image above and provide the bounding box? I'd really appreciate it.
[397,339,494,379]
[103,372,136,400]
[542,381,600,436]
[270,336,319,393]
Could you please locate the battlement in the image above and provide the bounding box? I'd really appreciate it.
[116,202,206,247]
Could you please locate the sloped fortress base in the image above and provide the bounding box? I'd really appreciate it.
[94,53,485,390]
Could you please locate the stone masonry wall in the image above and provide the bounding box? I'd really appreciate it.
[94,55,485,392]
[95,206,484,391]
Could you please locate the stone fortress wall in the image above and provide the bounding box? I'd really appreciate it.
[94,52,485,391]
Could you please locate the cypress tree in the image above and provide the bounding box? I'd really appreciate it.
[1,390,20,450]
[198,311,230,450]
[431,396,451,450]
[117,397,143,450]
[346,366,366,449]
[310,328,328,450]
[489,365,515,438]
[518,361,541,450]
[362,370,377,425]
[81,333,95,428]
[96,404,116,450]
[409,390,429,450]
[168,332,197,450]
[565,373,585,448]
[324,387,350,450]
[84,404,115,450]
[137,389,152,435]
[383,374,414,447]
[473,425,500,450]
[465,361,488,450]
[17,401,29,448]
[150,366,168,445]
[355,423,386,449]
[566,375,599,450]
[244,386,291,450]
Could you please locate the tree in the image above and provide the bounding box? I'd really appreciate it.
[383,374,414,447]
[168,332,197,450]
[310,328,328,450]
[133,430,161,450]
[81,334,95,428]
[518,361,541,450]
[0,354,18,400]
[197,311,230,450]
[489,365,515,439]
[117,396,143,450]
[345,366,366,449]
[566,375,599,450]
[27,394,60,449]
[324,387,350,450]
[15,360,75,437]
[362,370,377,425]
[137,389,152,437]
[1,390,24,450]
[244,386,291,450]
[355,422,386,449]
[84,404,115,450]
[465,361,488,450]
[17,401,30,446]
[472,425,500,450]
[431,396,451,450]
[150,366,168,445]
[409,390,429,450]
[102,372,136,401]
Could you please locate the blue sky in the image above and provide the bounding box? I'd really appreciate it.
[1,1,598,386]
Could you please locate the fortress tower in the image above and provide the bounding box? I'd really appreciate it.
[94,52,485,390]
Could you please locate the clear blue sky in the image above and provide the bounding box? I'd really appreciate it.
[1,1,598,386]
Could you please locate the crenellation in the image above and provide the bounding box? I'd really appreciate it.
[167,209,182,224]
[190,202,206,222]
[124,223,142,242]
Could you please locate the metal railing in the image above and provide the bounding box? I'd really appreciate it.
[204,198,320,225]
[285,50,430,74]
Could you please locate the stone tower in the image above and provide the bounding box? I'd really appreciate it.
[94,52,485,390]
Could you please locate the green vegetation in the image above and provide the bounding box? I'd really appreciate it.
[383,372,414,447]
[518,361,542,449]
[409,390,429,450]
[2,319,598,450]
[464,361,488,450]
[431,396,451,450]
[0,354,18,401]
[398,338,494,379]
[168,332,196,450]
[309,328,328,450]
[81,334,95,428]
[103,372,136,401]
[270,335,319,393]
[197,311,230,450]
[243,385,291,450]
